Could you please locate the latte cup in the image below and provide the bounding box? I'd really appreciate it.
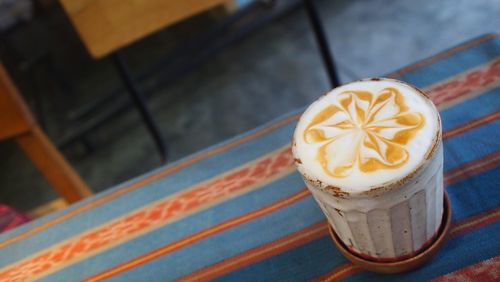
[292,78,443,261]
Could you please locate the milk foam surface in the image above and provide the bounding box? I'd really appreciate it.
[293,78,439,193]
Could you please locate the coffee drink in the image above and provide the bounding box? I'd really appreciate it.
[292,78,443,260]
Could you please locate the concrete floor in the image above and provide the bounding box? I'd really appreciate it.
[1,0,499,211]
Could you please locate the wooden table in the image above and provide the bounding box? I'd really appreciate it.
[59,0,234,59]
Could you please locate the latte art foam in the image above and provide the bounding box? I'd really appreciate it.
[293,78,440,193]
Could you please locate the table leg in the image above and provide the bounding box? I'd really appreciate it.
[302,0,340,88]
[16,126,93,203]
[112,51,168,163]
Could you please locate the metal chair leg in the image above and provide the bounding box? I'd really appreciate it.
[112,51,168,163]
[302,0,340,88]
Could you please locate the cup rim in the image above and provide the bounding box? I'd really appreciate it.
[292,77,442,198]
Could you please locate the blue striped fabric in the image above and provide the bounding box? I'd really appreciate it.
[0,34,498,282]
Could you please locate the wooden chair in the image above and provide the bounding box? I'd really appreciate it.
[0,64,92,207]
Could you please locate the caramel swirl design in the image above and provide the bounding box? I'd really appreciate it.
[304,87,425,178]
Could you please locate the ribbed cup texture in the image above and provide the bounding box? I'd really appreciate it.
[308,144,444,259]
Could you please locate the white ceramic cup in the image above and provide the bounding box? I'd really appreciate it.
[292,78,443,261]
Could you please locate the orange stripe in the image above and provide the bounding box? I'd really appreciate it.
[431,255,500,281]
[315,207,500,282]
[445,151,500,185]
[311,263,362,282]
[387,34,498,78]
[424,58,500,109]
[443,111,500,140]
[449,207,500,238]
[432,77,500,109]
[182,213,500,282]
[82,189,311,282]
[1,36,496,249]
[0,114,300,249]
[0,146,295,281]
[187,154,499,282]
[178,221,329,282]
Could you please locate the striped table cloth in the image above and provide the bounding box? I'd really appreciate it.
[0,34,499,282]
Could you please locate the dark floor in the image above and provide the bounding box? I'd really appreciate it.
[1,0,499,211]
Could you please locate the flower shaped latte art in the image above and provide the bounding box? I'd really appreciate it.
[303,87,425,178]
